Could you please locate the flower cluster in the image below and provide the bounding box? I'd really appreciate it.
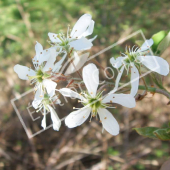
[14,14,169,136]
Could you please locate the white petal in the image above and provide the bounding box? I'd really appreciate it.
[82,63,99,97]
[48,105,61,131]
[48,32,61,43]
[33,42,51,65]
[98,108,119,136]
[59,88,85,100]
[130,64,139,96]
[70,14,92,38]
[81,20,95,37]
[138,39,153,52]
[109,66,124,93]
[52,52,67,73]
[43,48,58,72]
[14,64,36,80]
[137,55,169,76]
[35,41,43,54]
[69,37,93,51]
[65,52,89,75]
[110,57,124,69]
[41,108,46,129]
[65,107,91,128]
[102,94,136,108]
[32,87,44,109]
[43,79,57,97]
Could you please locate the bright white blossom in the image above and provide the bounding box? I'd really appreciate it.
[48,14,97,52]
[110,39,169,96]
[59,63,136,135]
[14,44,65,106]
[34,94,61,131]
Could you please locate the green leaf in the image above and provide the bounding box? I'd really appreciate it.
[154,128,170,141]
[151,30,169,54]
[133,127,159,139]
[134,127,170,141]
[157,31,170,55]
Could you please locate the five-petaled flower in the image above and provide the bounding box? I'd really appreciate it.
[34,94,61,131]
[59,63,136,135]
[110,39,169,96]
[48,14,97,52]
[14,45,65,106]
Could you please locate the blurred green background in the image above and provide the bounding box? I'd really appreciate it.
[0,0,170,170]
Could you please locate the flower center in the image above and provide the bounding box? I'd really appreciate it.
[83,91,107,116]
[28,68,50,83]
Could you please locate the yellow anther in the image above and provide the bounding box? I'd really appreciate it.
[104,117,107,119]
[83,116,85,118]
[110,100,112,103]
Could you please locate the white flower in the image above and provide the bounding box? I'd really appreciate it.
[34,94,61,131]
[59,63,136,135]
[48,14,97,52]
[14,46,65,105]
[110,39,169,96]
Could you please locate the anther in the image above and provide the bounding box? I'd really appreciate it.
[40,52,42,54]
[104,117,107,119]
[110,100,112,103]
